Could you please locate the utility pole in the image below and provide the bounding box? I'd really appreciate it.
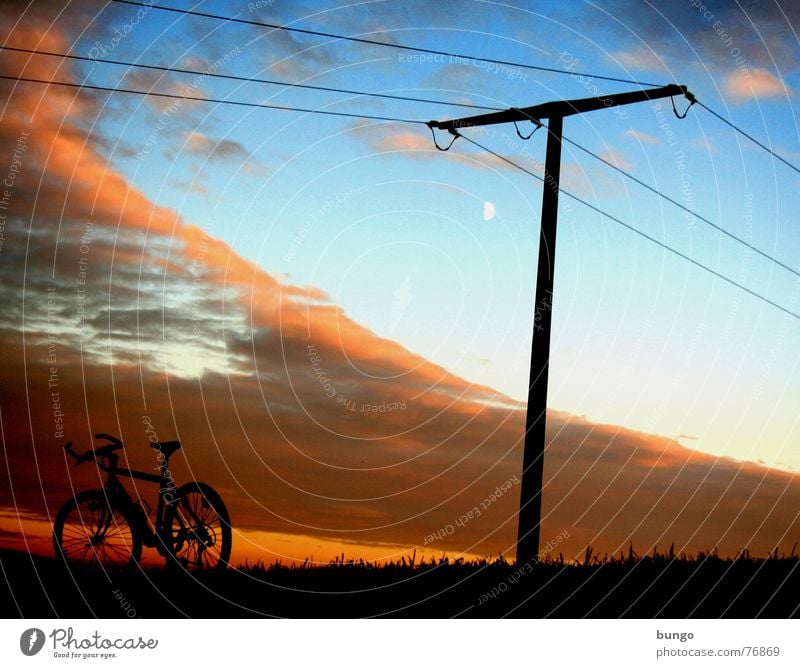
[428,84,694,565]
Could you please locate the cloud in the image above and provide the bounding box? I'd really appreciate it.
[597,149,633,171]
[178,131,272,177]
[591,1,800,94]
[421,63,496,92]
[364,128,432,153]
[612,47,667,73]
[171,178,209,196]
[245,10,360,83]
[122,70,199,113]
[345,121,517,173]
[690,137,717,154]
[344,122,607,197]
[5,326,800,563]
[184,131,251,161]
[725,68,789,100]
[180,55,209,71]
[623,128,661,145]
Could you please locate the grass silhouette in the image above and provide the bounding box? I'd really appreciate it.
[2,546,799,618]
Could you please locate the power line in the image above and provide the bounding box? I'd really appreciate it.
[0,45,503,113]
[455,132,800,323]
[560,135,800,282]
[6,74,796,322]
[111,0,664,88]
[696,100,800,177]
[0,74,427,124]
[87,5,800,227]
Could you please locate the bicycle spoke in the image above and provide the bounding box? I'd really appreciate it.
[57,496,138,567]
[60,536,84,547]
[103,522,132,540]
[77,544,95,561]
[185,496,213,527]
[64,545,90,561]
[195,499,214,525]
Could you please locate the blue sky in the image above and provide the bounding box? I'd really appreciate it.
[60,0,800,471]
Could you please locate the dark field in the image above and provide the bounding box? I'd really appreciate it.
[3,548,799,618]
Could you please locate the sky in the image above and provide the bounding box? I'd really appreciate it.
[1,0,800,565]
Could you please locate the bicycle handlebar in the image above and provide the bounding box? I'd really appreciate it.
[64,437,124,467]
[95,433,123,447]
[64,442,87,465]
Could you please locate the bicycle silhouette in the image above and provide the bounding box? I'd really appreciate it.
[53,433,231,570]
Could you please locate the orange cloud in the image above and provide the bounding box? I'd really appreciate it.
[372,129,431,152]
[726,68,788,100]
[346,122,617,198]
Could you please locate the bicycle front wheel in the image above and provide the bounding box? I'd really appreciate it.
[164,482,232,571]
[53,490,142,568]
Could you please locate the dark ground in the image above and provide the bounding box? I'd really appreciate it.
[2,548,799,618]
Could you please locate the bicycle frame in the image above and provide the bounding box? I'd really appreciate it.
[97,456,177,555]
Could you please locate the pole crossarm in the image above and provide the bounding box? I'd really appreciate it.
[427,84,693,131]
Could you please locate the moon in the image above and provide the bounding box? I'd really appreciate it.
[483,201,495,221]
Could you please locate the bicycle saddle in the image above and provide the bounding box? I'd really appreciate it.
[151,440,182,457]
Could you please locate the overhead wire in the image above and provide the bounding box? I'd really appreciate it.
[21,4,796,236]
[695,100,800,177]
[427,97,800,283]
[17,48,793,284]
[111,0,665,88]
[4,45,798,313]
[52,6,800,175]
[559,135,800,282]
[453,131,800,323]
[0,45,505,113]
[0,74,428,124]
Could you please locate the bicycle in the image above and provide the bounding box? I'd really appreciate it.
[53,433,232,571]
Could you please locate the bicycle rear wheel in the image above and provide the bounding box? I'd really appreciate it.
[164,482,231,571]
[53,490,142,568]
